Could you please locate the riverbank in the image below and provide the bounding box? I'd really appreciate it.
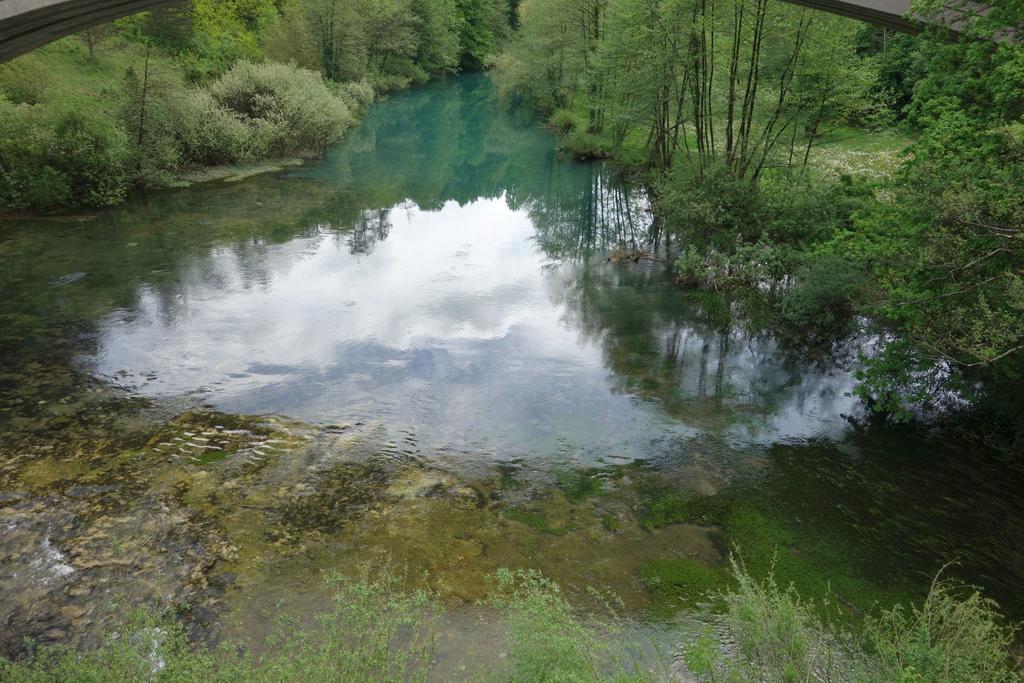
[0,0,518,213]
[0,38,374,212]
[4,559,1018,681]
[535,95,1024,456]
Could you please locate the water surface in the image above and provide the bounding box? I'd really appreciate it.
[1,73,1022,655]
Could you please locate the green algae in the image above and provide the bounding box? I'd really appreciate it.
[601,513,621,532]
[276,462,391,535]
[0,386,911,655]
[496,463,526,491]
[210,461,721,630]
[0,387,925,656]
[639,558,730,610]
[0,357,987,653]
[503,507,577,535]
[636,486,916,621]
[18,458,91,489]
[638,488,726,530]
[555,468,606,503]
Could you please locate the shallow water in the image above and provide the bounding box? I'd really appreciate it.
[1,73,1023,656]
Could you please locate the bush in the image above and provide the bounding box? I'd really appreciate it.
[169,88,254,165]
[336,79,376,115]
[205,61,356,158]
[662,163,871,335]
[661,164,866,258]
[864,572,1021,683]
[684,556,860,681]
[0,96,131,210]
[548,107,583,134]
[561,129,609,160]
[367,72,414,94]
[658,162,765,250]
[723,558,865,681]
[0,51,51,105]
[781,253,867,328]
[684,558,1022,683]
[0,59,363,208]
[154,61,366,171]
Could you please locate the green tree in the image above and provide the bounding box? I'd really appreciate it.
[490,0,589,111]
[831,5,1024,422]
[456,0,511,68]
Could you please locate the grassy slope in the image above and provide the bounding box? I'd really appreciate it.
[0,37,183,109]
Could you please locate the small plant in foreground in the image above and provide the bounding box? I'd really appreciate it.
[863,569,1021,683]
[683,557,1022,683]
[487,567,662,682]
[3,563,1021,682]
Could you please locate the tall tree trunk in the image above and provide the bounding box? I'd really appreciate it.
[736,0,767,174]
[135,46,152,177]
[725,0,745,162]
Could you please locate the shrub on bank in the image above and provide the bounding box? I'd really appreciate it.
[662,161,873,334]
[548,107,583,134]
[561,129,610,160]
[781,253,868,328]
[0,95,131,210]
[0,59,366,209]
[165,60,363,170]
[204,60,357,159]
[684,559,1021,682]
[864,573,1021,683]
[337,79,376,116]
[170,88,254,166]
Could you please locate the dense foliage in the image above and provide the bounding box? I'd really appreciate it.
[832,11,1024,431]
[0,0,514,210]
[493,0,876,169]
[0,95,132,210]
[261,0,511,87]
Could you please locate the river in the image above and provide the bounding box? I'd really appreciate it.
[1,73,1022,657]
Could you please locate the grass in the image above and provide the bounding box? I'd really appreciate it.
[0,37,181,108]
[487,568,662,682]
[808,126,914,181]
[685,558,1022,682]
[2,563,1019,682]
[1,569,662,683]
[815,125,914,153]
[2,568,440,682]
